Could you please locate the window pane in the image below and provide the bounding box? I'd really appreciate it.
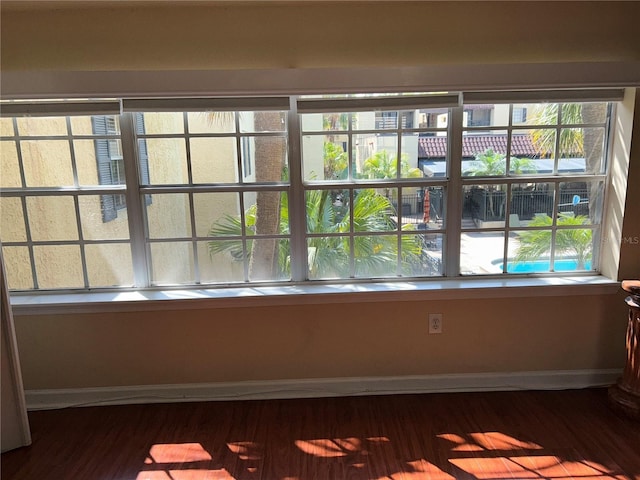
[194,192,242,237]
[355,189,396,233]
[78,196,130,240]
[306,189,350,233]
[74,140,100,186]
[509,183,555,227]
[554,230,594,272]
[302,135,348,181]
[240,111,286,133]
[308,236,350,280]
[354,135,398,180]
[240,136,254,180]
[300,113,348,132]
[244,191,289,235]
[511,105,528,126]
[2,246,33,290]
[140,112,184,134]
[355,110,416,130]
[33,245,84,289]
[400,133,423,179]
[462,185,507,229]
[460,231,505,275]
[26,196,78,241]
[508,229,552,274]
[21,140,74,187]
[418,135,448,178]
[16,117,67,136]
[199,240,245,283]
[509,131,553,175]
[247,238,291,281]
[419,186,445,229]
[190,137,238,183]
[464,104,508,128]
[1,141,21,187]
[396,188,426,229]
[514,103,559,126]
[353,111,381,130]
[0,197,27,242]
[402,232,443,277]
[562,102,607,125]
[461,131,508,177]
[1,118,15,136]
[353,234,398,278]
[247,136,287,183]
[150,242,194,285]
[146,138,188,184]
[558,127,606,175]
[558,181,603,223]
[85,244,134,287]
[187,111,235,134]
[69,116,96,135]
[146,193,191,239]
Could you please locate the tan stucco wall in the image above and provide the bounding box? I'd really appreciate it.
[1,112,244,288]
[0,116,136,288]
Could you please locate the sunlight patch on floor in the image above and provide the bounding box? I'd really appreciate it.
[145,443,212,464]
[450,455,622,480]
[136,469,236,480]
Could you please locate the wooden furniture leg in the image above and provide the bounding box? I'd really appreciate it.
[608,280,640,419]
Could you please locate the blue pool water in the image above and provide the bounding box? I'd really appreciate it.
[500,259,592,273]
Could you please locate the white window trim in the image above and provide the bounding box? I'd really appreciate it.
[8,275,621,315]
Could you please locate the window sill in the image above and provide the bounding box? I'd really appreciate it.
[9,275,621,315]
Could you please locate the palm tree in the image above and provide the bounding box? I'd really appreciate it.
[209,142,427,278]
[206,111,285,281]
[464,148,537,176]
[528,102,606,222]
[361,149,423,180]
[515,214,592,270]
[323,141,348,180]
[249,112,286,280]
[209,187,423,278]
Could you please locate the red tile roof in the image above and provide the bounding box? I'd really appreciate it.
[418,133,551,158]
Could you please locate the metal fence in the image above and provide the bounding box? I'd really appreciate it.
[392,186,589,223]
[463,186,590,222]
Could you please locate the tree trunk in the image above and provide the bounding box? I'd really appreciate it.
[248,112,286,281]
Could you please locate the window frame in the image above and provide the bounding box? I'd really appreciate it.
[0,90,625,295]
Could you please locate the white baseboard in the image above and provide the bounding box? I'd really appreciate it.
[25,369,622,411]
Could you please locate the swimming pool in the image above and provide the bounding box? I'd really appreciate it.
[499,259,592,273]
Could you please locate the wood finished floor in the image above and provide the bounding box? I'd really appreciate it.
[2,388,640,480]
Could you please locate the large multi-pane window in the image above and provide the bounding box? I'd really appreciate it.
[0,91,620,292]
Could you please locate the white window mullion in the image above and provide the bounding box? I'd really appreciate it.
[446,107,464,277]
[119,112,150,288]
[287,96,308,282]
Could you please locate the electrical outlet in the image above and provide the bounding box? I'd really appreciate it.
[429,313,443,334]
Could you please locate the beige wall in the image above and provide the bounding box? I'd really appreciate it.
[3,1,640,390]
[13,293,630,389]
[2,2,639,71]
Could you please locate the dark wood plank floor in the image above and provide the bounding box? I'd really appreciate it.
[2,388,640,480]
